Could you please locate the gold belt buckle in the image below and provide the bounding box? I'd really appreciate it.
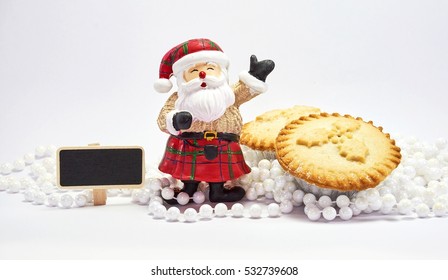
[204,131,217,141]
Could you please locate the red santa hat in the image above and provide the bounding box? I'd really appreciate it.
[154,38,229,93]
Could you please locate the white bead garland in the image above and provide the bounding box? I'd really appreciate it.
[2,137,448,224]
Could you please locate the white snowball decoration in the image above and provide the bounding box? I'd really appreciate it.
[363,206,373,214]
[425,168,442,182]
[306,206,321,221]
[249,204,262,218]
[336,195,351,208]
[284,173,295,182]
[147,201,161,215]
[0,163,13,175]
[161,187,174,200]
[176,192,190,206]
[149,196,163,205]
[13,159,26,172]
[160,177,171,187]
[267,203,281,217]
[199,204,214,219]
[23,153,35,165]
[60,194,74,208]
[75,194,88,207]
[166,207,181,221]
[369,197,383,211]
[318,196,332,208]
[33,191,46,205]
[246,187,258,201]
[42,158,55,172]
[254,182,265,196]
[35,146,46,158]
[147,178,163,191]
[258,159,271,170]
[432,203,446,217]
[322,207,337,221]
[280,200,293,214]
[284,181,297,193]
[303,193,316,205]
[432,202,447,217]
[250,167,260,181]
[270,167,284,179]
[192,191,205,204]
[354,197,368,211]
[339,206,353,220]
[47,194,59,207]
[350,204,362,216]
[402,166,417,178]
[279,191,292,202]
[292,189,305,204]
[8,179,21,193]
[44,145,57,157]
[415,203,430,218]
[274,176,286,189]
[263,178,275,192]
[131,189,142,202]
[214,203,228,217]
[366,188,380,202]
[153,204,167,219]
[259,169,270,181]
[381,194,397,208]
[24,190,35,202]
[184,208,198,222]
[81,190,93,202]
[138,190,151,204]
[231,203,245,217]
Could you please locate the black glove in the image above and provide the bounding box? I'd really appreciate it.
[173,111,193,131]
[248,55,275,82]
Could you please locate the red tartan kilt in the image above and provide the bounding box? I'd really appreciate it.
[159,136,251,182]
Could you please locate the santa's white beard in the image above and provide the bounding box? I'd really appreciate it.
[175,74,235,122]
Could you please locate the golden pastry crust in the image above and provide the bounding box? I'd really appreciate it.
[240,105,321,151]
[275,113,401,191]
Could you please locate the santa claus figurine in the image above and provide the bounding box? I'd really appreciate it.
[155,38,274,204]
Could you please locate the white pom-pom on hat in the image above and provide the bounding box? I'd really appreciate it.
[154,78,173,93]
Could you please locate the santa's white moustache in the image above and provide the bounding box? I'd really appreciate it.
[176,75,235,122]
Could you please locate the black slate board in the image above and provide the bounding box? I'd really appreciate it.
[57,147,144,188]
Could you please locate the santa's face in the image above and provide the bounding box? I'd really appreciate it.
[175,63,235,123]
[183,62,222,82]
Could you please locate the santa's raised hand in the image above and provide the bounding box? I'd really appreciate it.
[248,55,275,82]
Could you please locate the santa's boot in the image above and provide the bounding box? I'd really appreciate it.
[209,182,246,202]
[163,180,199,205]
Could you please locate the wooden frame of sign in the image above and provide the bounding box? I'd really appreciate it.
[56,145,145,206]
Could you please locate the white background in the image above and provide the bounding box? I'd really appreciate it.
[1,0,448,260]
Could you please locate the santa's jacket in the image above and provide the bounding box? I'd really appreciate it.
[157,79,265,182]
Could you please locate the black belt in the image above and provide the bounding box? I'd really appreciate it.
[179,131,239,142]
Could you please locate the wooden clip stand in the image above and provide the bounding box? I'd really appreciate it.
[56,144,145,206]
[93,189,107,206]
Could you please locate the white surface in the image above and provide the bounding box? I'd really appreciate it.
[1,0,448,259]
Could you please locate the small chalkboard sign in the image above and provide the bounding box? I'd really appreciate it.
[56,145,145,205]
